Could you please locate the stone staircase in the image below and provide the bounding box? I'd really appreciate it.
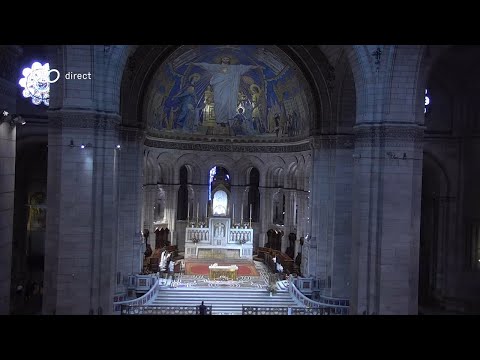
[149,283,299,315]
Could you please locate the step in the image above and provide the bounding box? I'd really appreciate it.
[148,286,299,315]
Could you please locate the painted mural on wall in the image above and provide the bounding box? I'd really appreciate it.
[146,45,313,138]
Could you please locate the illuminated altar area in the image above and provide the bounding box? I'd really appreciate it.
[185,217,253,260]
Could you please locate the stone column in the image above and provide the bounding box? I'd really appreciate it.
[0,116,15,315]
[115,127,144,289]
[258,187,268,246]
[438,196,456,303]
[308,135,354,298]
[143,184,156,234]
[166,184,179,246]
[295,191,308,256]
[195,185,209,222]
[0,45,21,314]
[239,186,249,224]
[230,185,242,225]
[191,185,202,225]
[283,190,296,252]
[350,125,423,315]
[44,112,120,315]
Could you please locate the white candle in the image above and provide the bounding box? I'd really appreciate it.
[197,202,199,219]
[233,204,235,222]
[250,204,252,219]
[241,202,243,222]
[205,203,208,218]
[187,203,190,219]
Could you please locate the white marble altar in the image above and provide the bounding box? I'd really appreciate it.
[185,217,253,260]
[208,263,238,280]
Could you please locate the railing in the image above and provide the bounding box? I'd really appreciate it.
[121,305,213,315]
[229,229,253,244]
[242,306,339,315]
[242,306,289,315]
[113,278,161,313]
[288,277,349,315]
[311,293,350,307]
[186,228,210,243]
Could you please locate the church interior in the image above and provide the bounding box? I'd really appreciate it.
[1,44,479,315]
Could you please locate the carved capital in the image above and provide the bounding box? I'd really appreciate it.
[311,134,354,150]
[48,110,121,130]
[119,126,146,143]
[144,137,311,153]
[354,124,424,148]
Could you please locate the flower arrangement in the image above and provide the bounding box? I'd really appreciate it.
[191,236,200,244]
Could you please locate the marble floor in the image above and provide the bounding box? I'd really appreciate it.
[160,260,275,289]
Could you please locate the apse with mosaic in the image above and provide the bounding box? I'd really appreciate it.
[146,45,313,138]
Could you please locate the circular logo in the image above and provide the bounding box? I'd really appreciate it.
[18,62,60,106]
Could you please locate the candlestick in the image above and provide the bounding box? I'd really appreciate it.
[249,203,252,228]
[196,202,199,226]
[205,202,208,219]
[233,204,235,223]
[241,202,243,224]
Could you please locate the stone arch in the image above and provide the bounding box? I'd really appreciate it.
[273,167,285,188]
[119,45,178,126]
[422,151,450,196]
[293,165,304,191]
[412,45,453,127]
[383,45,425,123]
[266,160,286,188]
[286,162,298,189]
[155,152,177,183]
[293,155,306,191]
[342,45,375,123]
[333,51,356,133]
[54,44,372,133]
[114,45,372,134]
[419,150,451,308]
[202,154,236,184]
[174,154,202,184]
[278,45,332,133]
[103,45,138,114]
[235,155,266,186]
[144,152,157,184]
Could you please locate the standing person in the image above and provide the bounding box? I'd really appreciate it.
[199,301,207,315]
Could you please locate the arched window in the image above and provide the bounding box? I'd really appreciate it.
[209,166,231,217]
[177,166,189,220]
[248,168,260,222]
[213,190,228,216]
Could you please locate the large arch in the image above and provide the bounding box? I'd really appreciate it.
[417,45,480,313]
[114,45,372,133]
